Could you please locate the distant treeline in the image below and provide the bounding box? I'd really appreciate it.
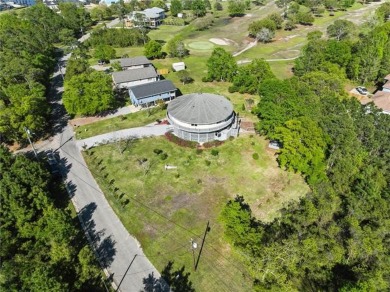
[86,28,149,48]
[219,3,390,291]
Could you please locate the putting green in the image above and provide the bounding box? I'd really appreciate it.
[187,41,214,50]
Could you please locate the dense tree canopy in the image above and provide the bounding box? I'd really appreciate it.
[229,59,275,94]
[63,71,115,116]
[204,48,237,82]
[221,9,390,289]
[0,5,64,142]
[144,40,163,59]
[87,28,148,48]
[0,147,102,290]
[170,0,183,16]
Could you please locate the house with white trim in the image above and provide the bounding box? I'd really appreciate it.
[128,80,176,107]
[112,67,158,89]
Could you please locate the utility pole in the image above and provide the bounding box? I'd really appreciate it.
[195,221,210,271]
[24,127,38,159]
[116,254,137,292]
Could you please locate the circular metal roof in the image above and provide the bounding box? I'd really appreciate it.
[167,93,233,125]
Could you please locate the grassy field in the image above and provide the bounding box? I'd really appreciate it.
[83,134,309,291]
[75,106,166,139]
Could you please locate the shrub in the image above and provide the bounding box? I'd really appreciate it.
[153,149,163,155]
[165,132,198,148]
[205,160,211,166]
[211,149,219,156]
[196,149,203,155]
[203,140,224,148]
[252,153,259,160]
[175,173,180,178]
[160,153,168,160]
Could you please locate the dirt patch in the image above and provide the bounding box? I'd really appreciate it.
[240,121,255,131]
[70,116,102,127]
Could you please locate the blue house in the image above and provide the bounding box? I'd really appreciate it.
[129,80,176,107]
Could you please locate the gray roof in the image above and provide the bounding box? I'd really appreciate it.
[144,7,164,18]
[119,56,151,68]
[129,80,176,100]
[112,67,157,84]
[167,93,233,125]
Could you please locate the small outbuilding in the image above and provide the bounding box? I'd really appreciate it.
[172,62,185,72]
[129,80,176,107]
[167,93,239,143]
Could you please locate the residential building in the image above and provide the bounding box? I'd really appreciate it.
[115,56,153,71]
[361,74,390,115]
[128,7,165,28]
[112,67,158,89]
[128,80,176,107]
[167,93,240,143]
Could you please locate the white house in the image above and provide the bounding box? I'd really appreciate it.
[112,67,158,89]
[128,7,165,28]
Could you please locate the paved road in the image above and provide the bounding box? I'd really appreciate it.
[77,124,170,149]
[48,17,161,291]
[59,127,160,291]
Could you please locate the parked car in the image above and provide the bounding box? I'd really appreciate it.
[47,151,60,175]
[356,86,368,95]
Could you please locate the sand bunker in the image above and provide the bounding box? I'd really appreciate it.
[209,38,231,46]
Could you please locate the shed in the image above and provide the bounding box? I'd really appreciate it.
[172,62,186,72]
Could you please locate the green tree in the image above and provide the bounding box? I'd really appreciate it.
[327,19,355,41]
[214,1,223,11]
[166,37,189,58]
[205,48,238,82]
[275,117,328,184]
[170,0,183,16]
[248,18,276,37]
[228,0,246,16]
[256,27,275,43]
[144,40,163,59]
[58,2,92,35]
[59,28,77,47]
[0,147,103,291]
[151,0,167,10]
[177,70,194,84]
[63,71,115,116]
[192,0,206,17]
[93,44,116,62]
[230,59,275,94]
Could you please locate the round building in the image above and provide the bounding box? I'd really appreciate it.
[167,93,239,143]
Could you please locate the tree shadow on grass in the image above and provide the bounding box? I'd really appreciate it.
[142,260,195,292]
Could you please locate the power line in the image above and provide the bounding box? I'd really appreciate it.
[59,146,253,288]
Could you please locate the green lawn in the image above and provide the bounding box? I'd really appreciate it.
[83,134,309,291]
[75,107,166,140]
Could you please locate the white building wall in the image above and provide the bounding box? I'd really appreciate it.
[117,77,157,89]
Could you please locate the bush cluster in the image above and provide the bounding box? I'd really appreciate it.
[165,132,198,148]
[203,140,224,148]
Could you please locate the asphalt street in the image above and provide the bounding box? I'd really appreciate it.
[49,18,162,291]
